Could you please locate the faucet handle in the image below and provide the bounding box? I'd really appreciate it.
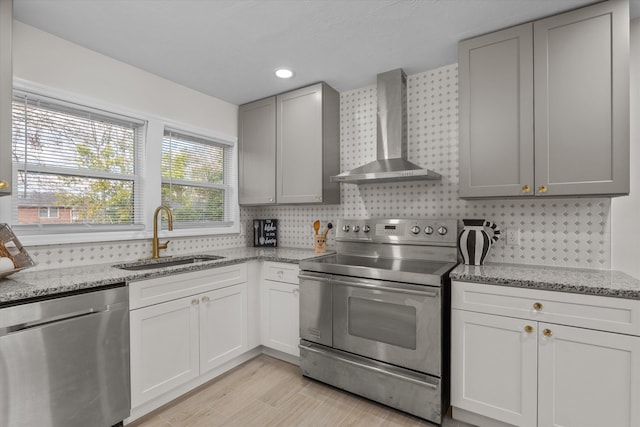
[158,240,170,250]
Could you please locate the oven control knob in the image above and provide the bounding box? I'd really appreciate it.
[437,226,448,235]
[362,225,371,233]
[342,224,350,232]
[353,225,360,232]
[410,226,420,235]
[424,226,434,235]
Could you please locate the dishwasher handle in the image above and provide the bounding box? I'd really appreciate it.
[0,285,128,335]
[0,301,128,336]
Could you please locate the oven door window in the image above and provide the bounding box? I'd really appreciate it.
[333,277,442,375]
[348,297,417,349]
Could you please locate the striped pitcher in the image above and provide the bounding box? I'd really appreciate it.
[458,219,501,265]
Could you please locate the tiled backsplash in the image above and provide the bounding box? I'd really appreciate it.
[24,64,611,270]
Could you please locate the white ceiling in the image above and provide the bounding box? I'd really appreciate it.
[13,0,640,105]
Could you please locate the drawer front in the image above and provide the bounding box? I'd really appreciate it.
[452,281,640,336]
[129,263,247,309]
[263,261,299,284]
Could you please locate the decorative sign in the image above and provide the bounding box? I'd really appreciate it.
[253,219,278,247]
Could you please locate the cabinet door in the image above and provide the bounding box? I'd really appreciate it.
[0,0,12,196]
[199,283,248,373]
[276,84,323,204]
[458,23,534,198]
[538,323,640,427]
[262,280,300,356]
[534,0,629,196]
[451,309,537,427]
[130,297,200,408]
[238,97,276,205]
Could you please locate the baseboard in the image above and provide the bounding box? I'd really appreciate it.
[125,345,300,425]
[261,346,300,365]
[452,407,514,427]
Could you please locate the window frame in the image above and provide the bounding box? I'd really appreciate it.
[38,207,60,219]
[160,125,239,232]
[8,88,146,235]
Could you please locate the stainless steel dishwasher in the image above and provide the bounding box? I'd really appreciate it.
[0,285,130,427]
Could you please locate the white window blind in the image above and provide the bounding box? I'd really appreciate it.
[162,128,236,228]
[11,91,145,233]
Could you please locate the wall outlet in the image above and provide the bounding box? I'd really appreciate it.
[506,228,521,246]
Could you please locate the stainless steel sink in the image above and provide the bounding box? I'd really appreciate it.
[114,255,224,271]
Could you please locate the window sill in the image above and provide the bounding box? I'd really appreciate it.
[16,224,240,247]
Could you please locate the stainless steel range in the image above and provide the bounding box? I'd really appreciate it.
[298,218,459,424]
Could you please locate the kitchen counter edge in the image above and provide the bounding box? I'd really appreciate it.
[450,262,640,300]
[0,247,322,306]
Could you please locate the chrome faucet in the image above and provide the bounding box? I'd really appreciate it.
[152,205,173,259]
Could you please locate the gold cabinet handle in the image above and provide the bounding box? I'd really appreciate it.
[522,184,531,193]
[0,181,8,189]
[533,302,543,311]
[538,185,548,193]
[191,298,199,305]
[524,325,534,334]
[201,296,210,303]
[543,328,553,337]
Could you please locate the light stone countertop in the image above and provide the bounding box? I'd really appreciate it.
[450,262,640,300]
[0,247,322,306]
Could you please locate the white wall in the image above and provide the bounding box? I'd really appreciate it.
[611,18,640,279]
[12,21,237,136]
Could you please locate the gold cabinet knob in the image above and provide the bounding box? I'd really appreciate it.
[522,184,531,193]
[524,325,534,334]
[538,185,548,193]
[191,298,199,305]
[543,328,553,337]
[0,181,8,189]
[533,302,543,311]
[201,296,210,303]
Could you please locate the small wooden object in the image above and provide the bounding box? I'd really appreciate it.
[314,234,327,254]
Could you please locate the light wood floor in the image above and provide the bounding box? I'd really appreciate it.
[130,354,473,427]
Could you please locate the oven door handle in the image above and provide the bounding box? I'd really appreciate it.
[299,273,439,297]
[332,278,439,297]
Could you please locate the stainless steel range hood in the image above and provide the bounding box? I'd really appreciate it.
[331,69,441,184]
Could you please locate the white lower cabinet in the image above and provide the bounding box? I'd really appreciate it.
[199,284,248,372]
[451,309,537,427]
[129,264,248,410]
[261,262,300,357]
[130,296,200,408]
[451,281,640,427]
[537,323,640,427]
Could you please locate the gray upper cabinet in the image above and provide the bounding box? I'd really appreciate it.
[534,0,629,197]
[0,0,12,197]
[459,0,629,198]
[458,23,534,198]
[238,83,340,206]
[238,97,277,205]
[276,83,339,205]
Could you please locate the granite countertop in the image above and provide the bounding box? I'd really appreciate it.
[450,262,640,300]
[0,247,321,306]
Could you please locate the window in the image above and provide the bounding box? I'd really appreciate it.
[11,91,145,233]
[162,128,236,228]
[38,207,59,219]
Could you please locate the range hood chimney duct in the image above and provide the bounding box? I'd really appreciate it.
[331,68,441,184]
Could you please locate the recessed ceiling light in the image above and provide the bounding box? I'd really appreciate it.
[275,68,294,79]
